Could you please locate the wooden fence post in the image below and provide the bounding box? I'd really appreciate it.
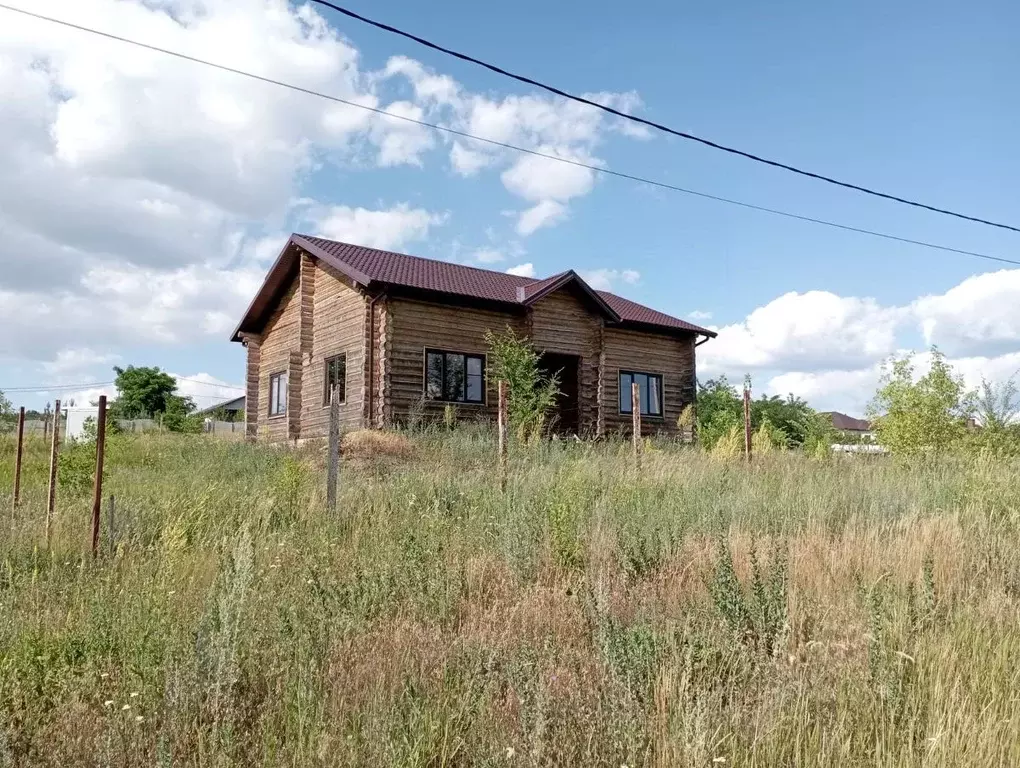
[497,380,508,491]
[12,407,25,515]
[91,396,107,558]
[46,399,61,547]
[632,381,642,468]
[326,385,340,514]
[743,385,752,463]
[108,495,116,558]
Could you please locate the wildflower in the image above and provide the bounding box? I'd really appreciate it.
[100,672,109,679]
[130,692,139,697]
[135,715,144,723]
[121,704,131,711]
[505,746,515,758]
[103,700,114,707]
[713,758,727,764]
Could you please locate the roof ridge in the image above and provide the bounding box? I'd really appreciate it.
[295,233,541,284]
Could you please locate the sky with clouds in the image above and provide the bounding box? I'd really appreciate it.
[1,0,1019,415]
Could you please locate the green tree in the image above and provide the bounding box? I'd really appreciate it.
[868,348,974,456]
[111,365,178,418]
[695,377,742,448]
[162,393,202,433]
[0,388,13,434]
[696,377,821,449]
[485,327,560,441]
[969,376,1020,456]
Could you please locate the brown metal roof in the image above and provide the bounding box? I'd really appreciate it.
[822,412,872,432]
[232,234,716,340]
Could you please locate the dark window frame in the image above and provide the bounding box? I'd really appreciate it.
[322,353,347,406]
[268,371,288,417]
[618,369,664,418]
[423,348,487,405]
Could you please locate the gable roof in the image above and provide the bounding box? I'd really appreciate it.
[822,412,872,431]
[232,234,716,341]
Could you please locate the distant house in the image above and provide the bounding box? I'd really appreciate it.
[822,411,872,434]
[194,395,245,421]
[230,234,716,441]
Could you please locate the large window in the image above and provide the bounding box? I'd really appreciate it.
[323,354,347,405]
[269,371,288,416]
[619,370,663,417]
[425,349,485,404]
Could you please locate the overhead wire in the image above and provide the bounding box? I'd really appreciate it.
[2,3,1016,267]
[306,0,1020,235]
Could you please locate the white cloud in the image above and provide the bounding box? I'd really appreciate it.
[450,141,494,176]
[701,290,906,374]
[172,372,245,405]
[308,203,446,251]
[689,310,713,321]
[517,200,568,235]
[581,268,641,291]
[472,248,505,264]
[913,269,1020,357]
[42,348,121,376]
[0,0,650,381]
[0,261,263,362]
[506,263,536,278]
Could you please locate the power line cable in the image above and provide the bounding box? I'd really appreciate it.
[306,0,1020,235]
[2,3,1018,268]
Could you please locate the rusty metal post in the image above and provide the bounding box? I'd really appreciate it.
[632,381,641,468]
[497,379,508,491]
[46,399,61,547]
[91,396,108,558]
[12,407,25,514]
[743,385,752,462]
[326,385,340,514]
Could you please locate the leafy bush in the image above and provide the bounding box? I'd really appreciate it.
[485,326,560,441]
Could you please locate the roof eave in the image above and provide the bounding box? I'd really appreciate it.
[230,234,377,342]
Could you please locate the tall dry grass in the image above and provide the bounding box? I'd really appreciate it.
[1,428,1018,766]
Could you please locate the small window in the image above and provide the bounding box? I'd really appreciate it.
[269,371,288,416]
[619,370,663,417]
[424,349,485,403]
[323,354,347,405]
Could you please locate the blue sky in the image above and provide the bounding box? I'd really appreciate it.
[2,0,1019,415]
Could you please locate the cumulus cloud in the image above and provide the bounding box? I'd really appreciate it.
[506,263,536,278]
[912,269,1020,357]
[307,203,446,251]
[689,310,713,321]
[581,268,641,291]
[700,271,1020,415]
[472,248,505,264]
[517,200,568,235]
[0,0,651,387]
[42,348,121,376]
[701,290,906,374]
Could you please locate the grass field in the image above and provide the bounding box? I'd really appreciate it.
[1,429,1019,766]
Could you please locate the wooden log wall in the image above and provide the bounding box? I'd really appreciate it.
[300,262,367,438]
[527,287,602,435]
[601,327,696,436]
[385,297,524,424]
[257,277,299,442]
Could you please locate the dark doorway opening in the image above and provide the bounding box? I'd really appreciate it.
[539,352,580,434]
